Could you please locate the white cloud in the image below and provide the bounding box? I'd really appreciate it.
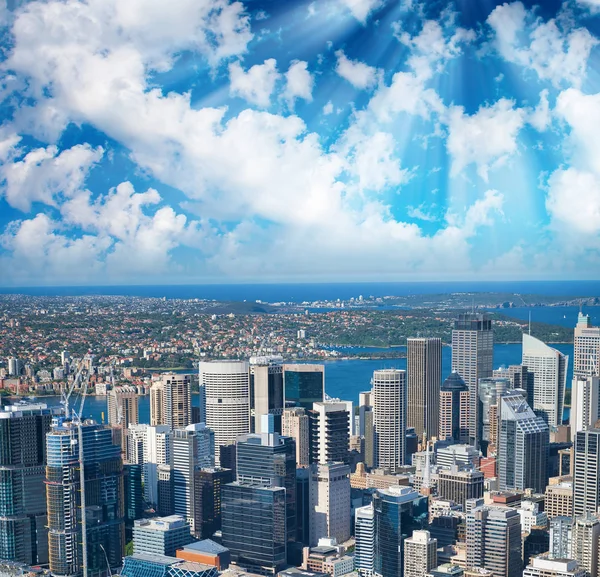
[577,0,600,12]
[339,0,384,24]
[0,144,103,211]
[407,204,438,222]
[487,1,597,88]
[528,89,551,132]
[335,50,378,90]
[323,101,334,115]
[546,168,600,235]
[283,60,313,106]
[229,58,280,107]
[447,99,526,181]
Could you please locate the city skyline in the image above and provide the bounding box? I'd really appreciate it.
[1,1,600,285]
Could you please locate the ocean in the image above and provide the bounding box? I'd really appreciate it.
[1,281,600,302]
[35,342,574,424]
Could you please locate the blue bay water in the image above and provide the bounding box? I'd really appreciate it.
[491,306,600,328]
[2,281,600,302]
[37,342,574,424]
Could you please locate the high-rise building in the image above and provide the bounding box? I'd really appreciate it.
[157,464,174,517]
[407,338,442,440]
[466,505,522,577]
[571,376,600,434]
[545,482,573,519]
[171,424,215,533]
[164,373,192,430]
[150,381,165,426]
[478,377,510,455]
[124,464,144,537]
[573,428,600,517]
[200,360,250,465]
[0,402,60,566]
[283,364,324,410]
[574,312,600,378]
[436,444,480,472]
[522,334,568,428]
[373,486,428,577]
[372,369,406,471]
[108,385,139,428]
[571,514,600,577]
[310,462,351,546]
[282,407,310,467]
[133,516,193,557]
[493,365,534,408]
[126,423,148,466]
[404,530,438,577]
[451,313,493,447]
[358,391,372,437]
[437,470,484,511]
[7,357,22,376]
[523,556,586,577]
[143,425,171,506]
[363,408,376,469]
[355,505,375,577]
[439,372,470,444]
[309,401,350,465]
[296,467,312,545]
[497,392,549,493]
[46,418,125,577]
[192,467,233,539]
[549,516,572,560]
[236,428,297,549]
[250,356,284,434]
[222,482,287,575]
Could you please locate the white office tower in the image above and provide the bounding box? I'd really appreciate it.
[571,376,600,434]
[372,369,406,471]
[497,392,549,494]
[144,425,172,505]
[523,556,586,577]
[522,334,568,427]
[7,357,21,376]
[282,407,310,467]
[311,401,350,465]
[550,516,573,560]
[200,360,250,465]
[310,462,351,546]
[355,505,375,577]
[451,313,494,447]
[518,500,548,533]
[249,356,284,434]
[436,444,480,471]
[571,514,600,577]
[466,505,522,577]
[407,338,442,440]
[574,312,600,377]
[171,425,215,533]
[404,530,438,577]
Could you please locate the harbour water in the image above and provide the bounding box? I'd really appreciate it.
[36,342,574,424]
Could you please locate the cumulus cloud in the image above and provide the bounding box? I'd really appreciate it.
[335,50,378,90]
[487,1,597,88]
[447,99,527,181]
[283,60,314,106]
[229,59,280,107]
[528,89,551,132]
[339,0,384,24]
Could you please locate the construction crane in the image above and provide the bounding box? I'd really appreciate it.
[60,357,87,418]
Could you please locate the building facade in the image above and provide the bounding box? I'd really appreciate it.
[282,407,310,467]
[573,428,600,517]
[309,401,350,465]
[133,516,193,557]
[283,364,324,410]
[439,373,470,444]
[250,356,284,434]
[355,505,374,577]
[404,530,437,577]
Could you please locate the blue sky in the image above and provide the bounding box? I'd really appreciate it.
[0,0,600,285]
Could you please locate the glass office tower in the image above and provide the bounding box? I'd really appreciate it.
[283,365,324,410]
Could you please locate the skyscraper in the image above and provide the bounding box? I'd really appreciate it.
[571,376,600,434]
[0,402,60,565]
[372,369,406,471]
[404,530,437,577]
[108,385,139,428]
[373,486,428,577]
[283,364,324,410]
[282,407,310,467]
[466,505,522,577]
[493,365,534,408]
[192,467,233,539]
[478,377,510,455]
[497,392,549,493]
[407,338,442,440]
[309,401,350,465]
[150,381,165,426]
[310,462,351,546]
[355,505,375,577]
[571,514,600,577]
[143,425,172,506]
[200,360,250,465]
[574,312,600,377]
[171,424,215,533]
[222,483,287,575]
[452,313,493,447]
[163,373,192,430]
[46,418,125,577]
[249,356,284,434]
[438,469,484,510]
[439,372,470,444]
[573,428,600,517]
[236,428,297,549]
[522,334,568,427]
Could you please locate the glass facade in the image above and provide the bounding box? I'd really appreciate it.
[222,483,287,574]
[284,367,324,410]
[373,488,428,577]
